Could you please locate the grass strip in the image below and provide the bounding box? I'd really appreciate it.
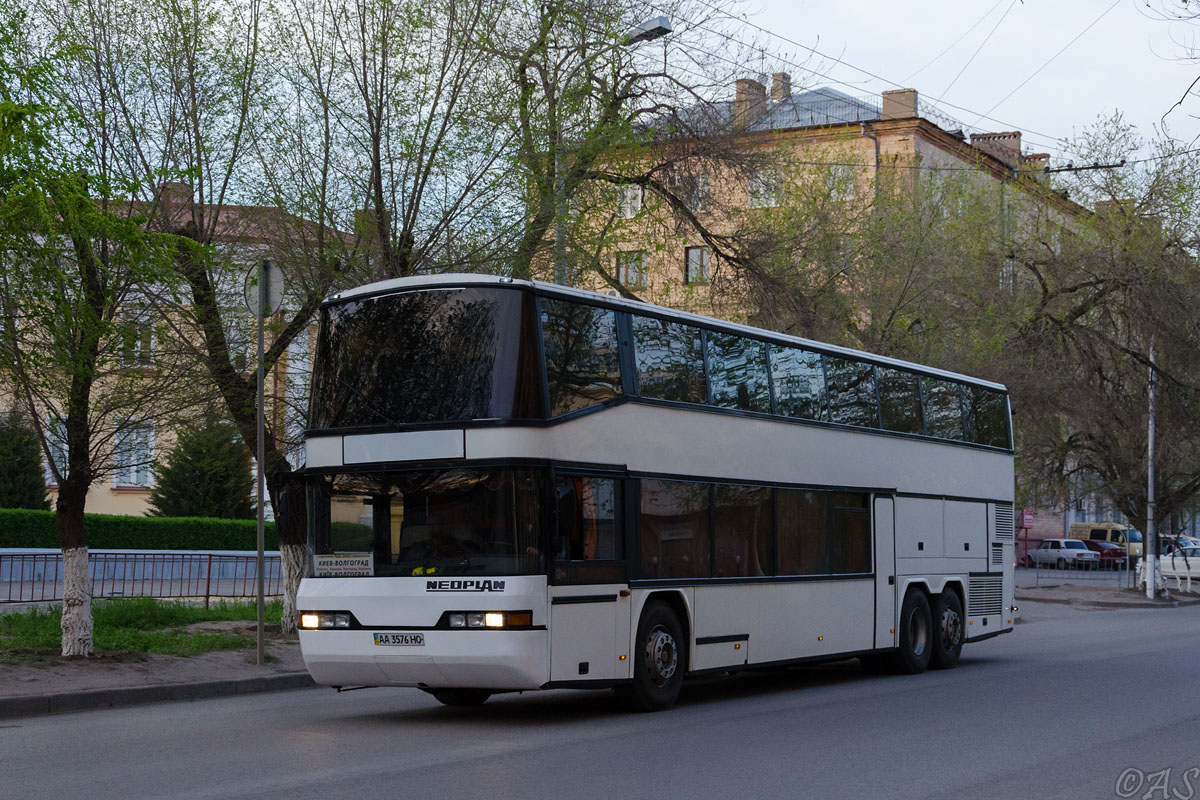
[0,598,284,660]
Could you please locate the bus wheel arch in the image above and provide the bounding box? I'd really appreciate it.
[619,593,689,711]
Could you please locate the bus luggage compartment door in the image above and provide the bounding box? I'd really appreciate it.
[549,589,631,682]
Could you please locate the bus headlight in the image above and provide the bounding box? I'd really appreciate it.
[300,611,351,629]
[446,611,533,629]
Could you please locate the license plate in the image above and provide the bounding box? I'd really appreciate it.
[373,633,425,647]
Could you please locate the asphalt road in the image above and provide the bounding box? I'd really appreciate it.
[4,601,1200,800]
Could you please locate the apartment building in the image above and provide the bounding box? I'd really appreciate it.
[568,74,1083,320]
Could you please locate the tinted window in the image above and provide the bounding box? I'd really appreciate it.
[825,357,878,427]
[708,333,771,413]
[777,489,829,575]
[770,345,828,420]
[713,484,771,577]
[553,475,623,583]
[640,479,710,579]
[922,378,965,440]
[831,493,871,573]
[311,468,543,577]
[876,367,922,434]
[540,299,622,417]
[1064,541,1087,550]
[969,386,1009,448]
[632,317,706,403]
[311,288,543,428]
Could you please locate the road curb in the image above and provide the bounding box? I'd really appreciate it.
[1015,591,1200,609]
[0,671,317,720]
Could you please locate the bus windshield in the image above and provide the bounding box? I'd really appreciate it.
[310,468,544,578]
[310,287,543,429]
[1126,529,1143,542]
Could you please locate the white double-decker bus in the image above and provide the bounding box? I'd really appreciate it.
[297,274,1015,710]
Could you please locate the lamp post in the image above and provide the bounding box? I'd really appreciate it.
[553,15,673,285]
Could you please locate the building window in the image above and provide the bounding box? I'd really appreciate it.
[616,251,647,288]
[120,311,153,367]
[616,185,643,219]
[671,174,710,213]
[46,417,68,485]
[684,246,710,285]
[113,420,155,488]
[748,169,782,208]
[826,164,855,202]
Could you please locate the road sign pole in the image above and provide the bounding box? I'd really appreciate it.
[256,262,267,666]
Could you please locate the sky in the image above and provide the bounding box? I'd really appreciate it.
[732,0,1200,163]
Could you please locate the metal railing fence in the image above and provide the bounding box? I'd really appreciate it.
[1,551,282,606]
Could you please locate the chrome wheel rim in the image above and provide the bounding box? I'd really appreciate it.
[644,626,678,686]
[939,607,962,651]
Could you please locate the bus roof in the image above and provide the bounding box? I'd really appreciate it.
[322,273,1009,393]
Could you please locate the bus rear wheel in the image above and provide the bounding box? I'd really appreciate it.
[426,688,491,707]
[888,588,932,675]
[929,590,963,670]
[618,600,685,712]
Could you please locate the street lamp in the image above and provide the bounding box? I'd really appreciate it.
[553,16,674,285]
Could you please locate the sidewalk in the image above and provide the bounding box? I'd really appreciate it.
[1016,583,1200,609]
[0,628,317,720]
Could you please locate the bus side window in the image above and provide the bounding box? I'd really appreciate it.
[554,476,623,582]
[1090,529,1106,540]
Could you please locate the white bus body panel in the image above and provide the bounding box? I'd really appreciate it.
[873,497,897,649]
[548,586,631,682]
[297,575,549,690]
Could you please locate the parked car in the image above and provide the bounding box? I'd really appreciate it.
[1083,539,1128,569]
[1157,536,1200,556]
[1026,538,1101,569]
[1140,546,1200,592]
[1068,522,1143,561]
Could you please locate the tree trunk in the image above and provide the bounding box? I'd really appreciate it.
[270,471,309,636]
[279,543,307,637]
[60,546,94,657]
[56,477,93,657]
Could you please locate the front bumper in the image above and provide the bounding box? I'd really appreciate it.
[299,628,550,690]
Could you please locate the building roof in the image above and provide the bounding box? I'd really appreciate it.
[749,87,881,131]
[657,86,880,138]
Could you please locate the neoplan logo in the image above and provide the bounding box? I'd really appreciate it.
[426,580,506,592]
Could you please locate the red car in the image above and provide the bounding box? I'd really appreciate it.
[1083,539,1128,569]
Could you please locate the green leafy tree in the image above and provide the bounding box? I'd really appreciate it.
[0,411,50,509]
[149,415,253,519]
[0,9,187,655]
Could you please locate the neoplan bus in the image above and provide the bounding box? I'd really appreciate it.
[297,274,1016,711]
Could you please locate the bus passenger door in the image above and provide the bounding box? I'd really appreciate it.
[548,474,630,684]
[873,496,897,649]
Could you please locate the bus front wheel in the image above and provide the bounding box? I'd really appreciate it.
[889,589,932,675]
[618,600,685,712]
[426,688,491,707]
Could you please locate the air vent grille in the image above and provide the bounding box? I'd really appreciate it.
[993,503,1015,541]
[991,543,1005,567]
[968,576,1003,616]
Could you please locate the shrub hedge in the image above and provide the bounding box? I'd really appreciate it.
[0,508,279,550]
